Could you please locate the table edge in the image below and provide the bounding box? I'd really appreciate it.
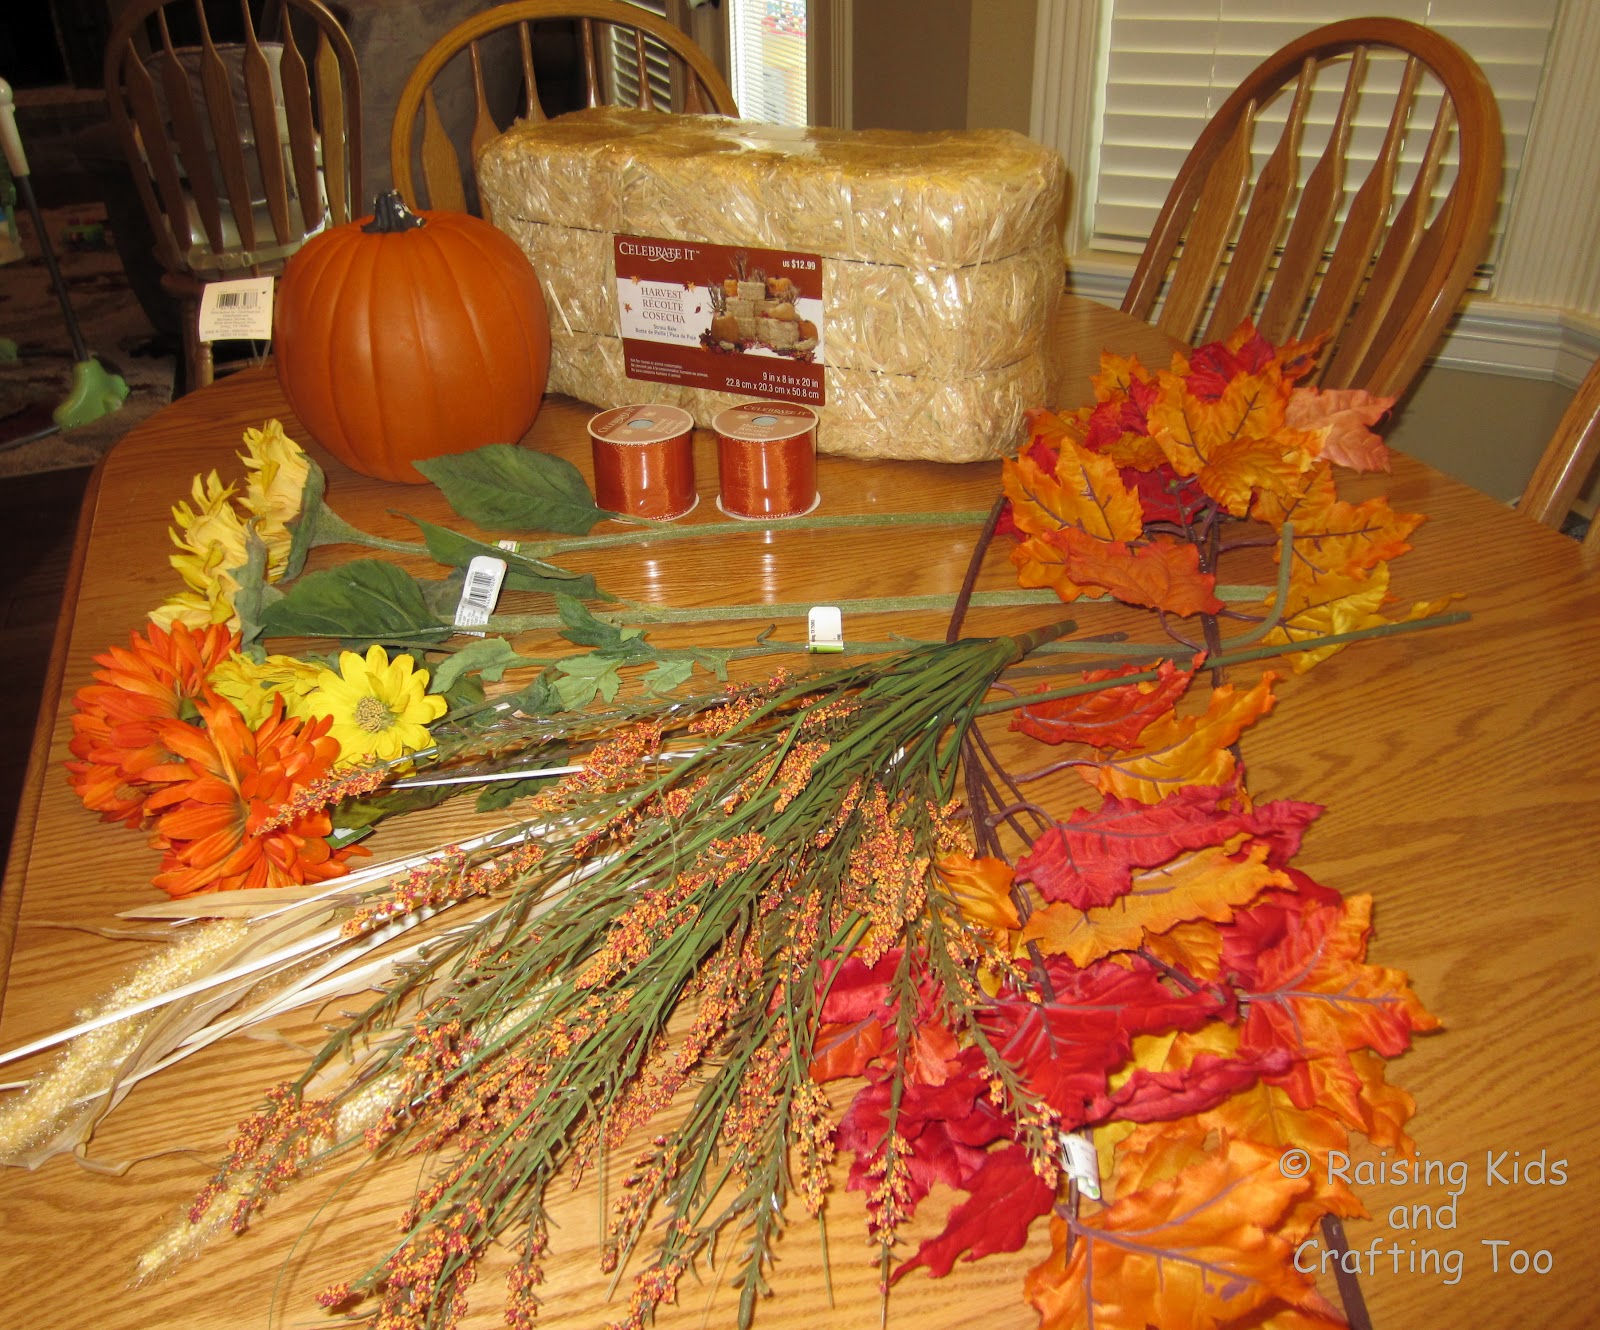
[0,454,105,1014]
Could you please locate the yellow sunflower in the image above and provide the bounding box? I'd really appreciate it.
[208,652,324,728]
[238,419,310,578]
[303,645,447,766]
[150,471,251,630]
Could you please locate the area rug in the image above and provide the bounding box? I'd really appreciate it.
[0,201,177,477]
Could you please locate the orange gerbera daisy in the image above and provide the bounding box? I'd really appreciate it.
[66,620,238,826]
[143,696,351,898]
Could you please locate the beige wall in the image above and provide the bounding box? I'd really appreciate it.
[849,0,1033,135]
[1387,368,1574,506]
[850,1,969,131]
[966,0,1035,133]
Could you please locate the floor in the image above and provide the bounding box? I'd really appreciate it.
[0,99,135,863]
[0,464,93,866]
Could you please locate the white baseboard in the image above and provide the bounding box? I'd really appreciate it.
[1064,252,1600,390]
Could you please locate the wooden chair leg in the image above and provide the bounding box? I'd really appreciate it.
[179,296,213,395]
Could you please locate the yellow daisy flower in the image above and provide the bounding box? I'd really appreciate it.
[208,653,324,728]
[239,419,309,578]
[304,645,447,766]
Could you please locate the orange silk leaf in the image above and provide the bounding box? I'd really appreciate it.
[936,852,1021,932]
[809,1017,884,1082]
[1285,385,1395,473]
[1024,1138,1324,1330]
[1085,673,1279,804]
[1198,435,1311,516]
[1141,917,1226,982]
[1038,529,1225,617]
[1241,894,1440,1127]
[1148,368,1289,477]
[1254,463,1425,579]
[1002,441,1145,543]
[1018,841,1286,966]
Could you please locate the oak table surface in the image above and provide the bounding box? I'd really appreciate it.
[2,298,1597,1330]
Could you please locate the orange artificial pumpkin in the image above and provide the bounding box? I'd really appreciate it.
[273,191,551,484]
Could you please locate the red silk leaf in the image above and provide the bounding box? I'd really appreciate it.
[1096,1044,1293,1126]
[1015,783,1263,909]
[894,1143,1056,1282]
[835,1048,1010,1220]
[815,950,899,1024]
[1011,657,1197,751]
[978,955,1223,1127]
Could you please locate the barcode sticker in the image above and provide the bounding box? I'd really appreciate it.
[1060,1133,1101,1200]
[197,276,274,341]
[454,556,507,636]
[807,606,843,653]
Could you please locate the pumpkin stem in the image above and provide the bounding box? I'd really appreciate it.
[364,190,427,234]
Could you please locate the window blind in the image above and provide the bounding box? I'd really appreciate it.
[1091,0,1558,276]
[727,1,809,127]
[611,0,678,110]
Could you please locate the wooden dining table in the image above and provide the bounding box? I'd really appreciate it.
[1,295,1597,1330]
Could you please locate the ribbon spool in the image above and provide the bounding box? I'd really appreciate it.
[587,404,698,520]
[712,401,821,520]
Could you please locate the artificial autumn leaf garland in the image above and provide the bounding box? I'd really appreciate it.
[0,323,1461,1330]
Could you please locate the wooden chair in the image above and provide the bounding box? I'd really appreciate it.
[1121,18,1502,400]
[390,0,737,215]
[1520,359,1600,552]
[104,0,362,393]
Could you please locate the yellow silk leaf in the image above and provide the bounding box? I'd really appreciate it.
[1265,565,1391,671]
[1018,841,1286,966]
[1085,672,1279,803]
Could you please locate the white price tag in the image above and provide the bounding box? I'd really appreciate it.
[807,605,843,653]
[1060,1132,1101,1200]
[196,276,274,341]
[454,556,507,636]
